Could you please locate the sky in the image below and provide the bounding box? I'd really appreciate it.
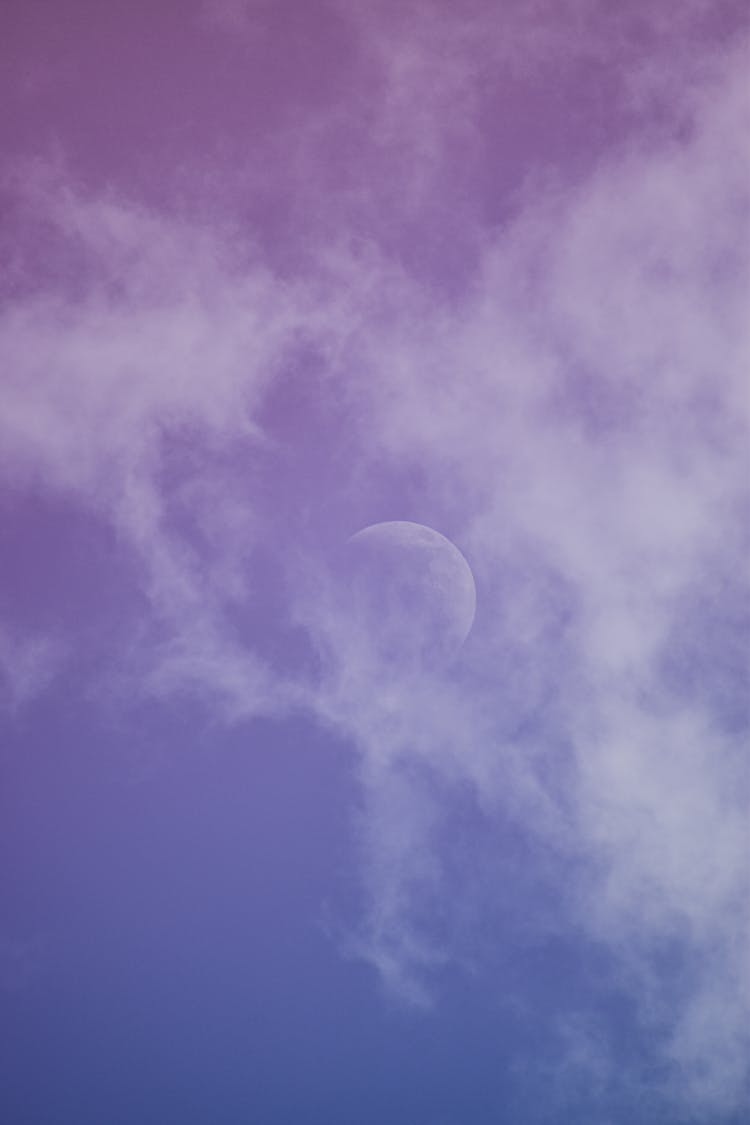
[1,2,749,1123]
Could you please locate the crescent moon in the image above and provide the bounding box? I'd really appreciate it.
[342,521,476,669]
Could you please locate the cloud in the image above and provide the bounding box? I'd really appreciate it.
[0,625,62,714]
[0,9,748,1117]
[0,167,322,716]
[287,37,750,1114]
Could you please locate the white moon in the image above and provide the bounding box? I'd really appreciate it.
[341,521,476,670]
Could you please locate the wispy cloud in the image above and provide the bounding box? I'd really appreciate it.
[0,626,62,714]
[289,40,750,1113]
[1,9,747,1117]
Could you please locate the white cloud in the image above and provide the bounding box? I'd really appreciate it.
[287,40,750,1112]
[0,16,748,1116]
[0,172,322,715]
[0,625,62,713]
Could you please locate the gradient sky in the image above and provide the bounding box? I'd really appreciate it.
[1,3,749,1123]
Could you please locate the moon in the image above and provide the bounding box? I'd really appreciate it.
[340,521,476,670]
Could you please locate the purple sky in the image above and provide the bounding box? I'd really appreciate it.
[1,3,749,1123]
